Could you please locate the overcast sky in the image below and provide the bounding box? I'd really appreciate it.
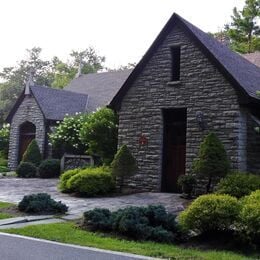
[0,0,245,71]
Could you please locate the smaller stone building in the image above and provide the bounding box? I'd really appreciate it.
[110,13,260,193]
[6,82,88,170]
[7,70,132,170]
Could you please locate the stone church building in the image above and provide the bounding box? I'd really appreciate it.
[6,13,260,193]
[110,13,260,192]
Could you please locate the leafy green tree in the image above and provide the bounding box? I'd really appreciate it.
[111,145,138,190]
[0,47,53,125]
[22,139,42,166]
[0,47,105,125]
[80,108,118,164]
[226,0,260,53]
[51,47,105,89]
[49,113,89,156]
[192,132,230,193]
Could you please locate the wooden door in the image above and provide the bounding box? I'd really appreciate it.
[162,109,186,192]
[18,122,36,162]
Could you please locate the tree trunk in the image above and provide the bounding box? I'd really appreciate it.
[206,177,212,193]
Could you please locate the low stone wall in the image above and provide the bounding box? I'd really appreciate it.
[60,154,94,171]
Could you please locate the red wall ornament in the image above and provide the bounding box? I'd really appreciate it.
[139,134,148,145]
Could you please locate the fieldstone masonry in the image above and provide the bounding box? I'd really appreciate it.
[118,25,251,192]
[8,95,46,170]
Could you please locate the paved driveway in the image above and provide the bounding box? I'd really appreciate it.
[0,178,186,218]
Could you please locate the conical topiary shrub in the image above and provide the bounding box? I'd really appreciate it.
[111,145,138,191]
[192,132,230,193]
[22,139,42,166]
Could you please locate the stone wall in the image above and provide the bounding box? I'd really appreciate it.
[8,95,46,170]
[247,113,260,173]
[117,25,246,192]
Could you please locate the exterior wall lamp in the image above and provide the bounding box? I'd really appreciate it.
[196,111,206,130]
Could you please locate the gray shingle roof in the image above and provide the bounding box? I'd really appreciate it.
[178,15,260,100]
[30,85,88,121]
[243,52,260,68]
[110,13,260,109]
[66,69,132,112]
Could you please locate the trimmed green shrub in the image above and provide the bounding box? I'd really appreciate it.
[216,172,260,198]
[179,194,240,234]
[18,193,68,214]
[16,162,37,178]
[59,168,81,192]
[38,159,60,178]
[111,145,137,190]
[67,167,115,196]
[192,132,230,192]
[236,190,260,245]
[22,139,42,166]
[83,205,181,243]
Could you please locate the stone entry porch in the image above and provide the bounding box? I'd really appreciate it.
[0,178,187,219]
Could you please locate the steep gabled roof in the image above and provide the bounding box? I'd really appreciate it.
[66,69,132,112]
[110,13,260,110]
[7,85,88,122]
[30,85,88,120]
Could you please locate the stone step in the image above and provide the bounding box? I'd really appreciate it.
[0,215,54,226]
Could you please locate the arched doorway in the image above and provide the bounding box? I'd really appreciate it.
[19,122,36,162]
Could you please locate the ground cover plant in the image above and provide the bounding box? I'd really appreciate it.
[18,193,68,214]
[82,205,184,243]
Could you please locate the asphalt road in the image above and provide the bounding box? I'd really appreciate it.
[0,233,153,260]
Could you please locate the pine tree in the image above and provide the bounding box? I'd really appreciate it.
[226,0,260,53]
[22,139,42,166]
[111,145,138,191]
[192,132,230,193]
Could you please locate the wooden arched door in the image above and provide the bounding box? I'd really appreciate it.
[19,122,36,162]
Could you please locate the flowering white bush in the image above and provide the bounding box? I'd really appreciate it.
[49,113,88,155]
[0,123,10,157]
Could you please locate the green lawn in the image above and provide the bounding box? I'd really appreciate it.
[0,201,16,219]
[1,222,255,260]
[0,212,13,219]
[0,202,15,209]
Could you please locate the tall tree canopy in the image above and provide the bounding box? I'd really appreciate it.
[227,0,260,53]
[0,47,105,125]
[215,0,260,53]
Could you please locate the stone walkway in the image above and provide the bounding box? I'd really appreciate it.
[0,178,187,219]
